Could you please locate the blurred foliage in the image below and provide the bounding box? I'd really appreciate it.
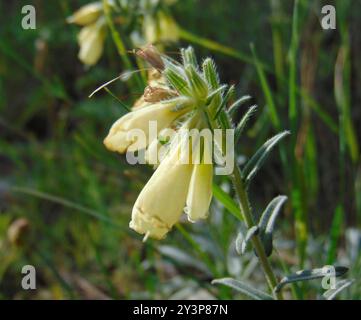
[0,0,360,299]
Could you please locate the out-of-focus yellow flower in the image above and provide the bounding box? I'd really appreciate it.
[143,11,179,44]
[66,2,103,26]
[77,20,106,66]
[67,2,112,66]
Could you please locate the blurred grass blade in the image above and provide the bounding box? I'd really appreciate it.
[323,279,355,300]
[326,204,344,264]
[274,266,348,293]
[243,131,290,183]
[212,278,273,300]
[158,245,211,276]
[212,183,242,221]
[250,43,280,129]
[10,186,122,228]
[288,0,300,144]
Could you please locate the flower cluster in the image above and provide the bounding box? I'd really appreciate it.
[67,1,179,66]
[104,46,227,240]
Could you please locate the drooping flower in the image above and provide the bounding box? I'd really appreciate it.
[66,2,103,25]
[67,2,110,66]
[130,141,194,239]
[103,100,188,153]
[77,19,106,66]
[104,46,227,239]
[143,11,179,45]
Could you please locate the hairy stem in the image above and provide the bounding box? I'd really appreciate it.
[231,164,283,300]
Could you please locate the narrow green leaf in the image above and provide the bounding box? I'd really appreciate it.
[243,131,290,183]
[228,95,252,116]
[158,245,211,275]
[206,85,227,105]
[274,266,349,293]
[213,85,235,120]
[164,63,190,96]
[257,195,287,256]
[235,105,258,142]
[212,278,273,300]
[212,183,242,221]
[250,43,280,129]
[185,65,208,99]
[240,226,259,255]
[327,204,344,264]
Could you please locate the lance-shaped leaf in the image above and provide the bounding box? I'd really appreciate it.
[202,58,220,90]
[257,195,288,257]
[243,131,290,183]
[206,85,227,105]
[212,278,273,300]
[274,266,349,293]
[181,46,198,69]
[212,183,242,221]
[228,95,252,116]
[164,62,190,96]
[185,65,208,99]
[235,105,258,143]
[238,226,259,255]
[213,85,235,120]
[323,279,355,300]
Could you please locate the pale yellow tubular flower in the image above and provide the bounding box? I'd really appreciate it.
[130,143,194,240]
[103,101,187,153]
[145,127,177,167]
[78,21,106,66]
[185,134,213,222]
[132,95,151,111]
[67,2,103,26]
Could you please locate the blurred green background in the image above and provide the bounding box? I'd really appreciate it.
[0,0,360,299]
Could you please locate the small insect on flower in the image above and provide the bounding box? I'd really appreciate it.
[104,46,228,240]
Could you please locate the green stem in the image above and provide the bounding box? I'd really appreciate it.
[102,0,144,90]
[231,164,283,300]
[179,27,271,73]
[205,104,283,299]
